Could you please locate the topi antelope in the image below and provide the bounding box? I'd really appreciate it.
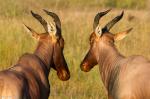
[0,10,70,99]
[80,9,150,99]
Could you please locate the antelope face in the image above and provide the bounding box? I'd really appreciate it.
[24,10,70,81]
[80,9,132,72]
[80,32,114,72]
[40,33,70,81]
[52,35,70,81]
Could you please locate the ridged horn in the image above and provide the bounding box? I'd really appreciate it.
[43,9,61,35]
[93,9,111,30]
[102,11,124,32]
[23,24,37,33]
[31,11,48,32]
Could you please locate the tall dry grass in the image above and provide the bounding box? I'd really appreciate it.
[0,0,150,99]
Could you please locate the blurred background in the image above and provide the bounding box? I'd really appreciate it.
[0,0,150,99]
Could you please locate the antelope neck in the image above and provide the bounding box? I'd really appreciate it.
[34,42,53,71]
[97,43,125,90]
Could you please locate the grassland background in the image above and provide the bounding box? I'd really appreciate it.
[0,0,150,99]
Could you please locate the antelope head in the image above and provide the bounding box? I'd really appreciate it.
[24,10,70,81]
[80,9,132,72]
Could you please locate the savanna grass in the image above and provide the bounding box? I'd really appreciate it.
[0,0,150,99]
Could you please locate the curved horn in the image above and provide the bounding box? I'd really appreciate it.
[23,24,37,34]
[23,24,40,40]
[102,11,124,32]
[31,11,48,32]
[43,9,61,35]
[93,9,111,30]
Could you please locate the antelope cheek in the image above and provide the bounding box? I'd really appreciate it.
[57,69,70,81]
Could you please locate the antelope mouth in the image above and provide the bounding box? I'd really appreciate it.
[80,62,91,72]
[57,70,70,81]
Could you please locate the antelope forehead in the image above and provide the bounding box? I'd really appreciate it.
[102,33,114,40]
[49,34,58,43]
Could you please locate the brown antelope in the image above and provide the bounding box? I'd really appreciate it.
[80,9,150,99]
[0,10,70,99]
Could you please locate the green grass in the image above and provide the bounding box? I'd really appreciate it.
[0,0,148,18]
[105,0,147,9]
[0,0,150,99]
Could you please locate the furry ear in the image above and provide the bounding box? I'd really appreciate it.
[114,28,133,41]
[95,25,102,36]
[23,24,40,40]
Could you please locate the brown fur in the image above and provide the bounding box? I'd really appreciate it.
[0,11,70,99]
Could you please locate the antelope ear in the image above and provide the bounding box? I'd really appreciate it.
[95,25,102,36]
[23,24,40,40]
[114,28,133,41]
[47,22,57,35]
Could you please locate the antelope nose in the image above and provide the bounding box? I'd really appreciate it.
[57,70,70,81]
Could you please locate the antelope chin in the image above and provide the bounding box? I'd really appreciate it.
[57,70,70,81]
[80,63,91,72]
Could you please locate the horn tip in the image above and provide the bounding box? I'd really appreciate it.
[43,9,49,14]
[30,10,34,14]
[43,9,46,12]
[127,28,133,33]
[23,23,27,28]
[118,11,124,19]
[121,11,124,15]
[106,9,112,12]
[43,9,54,15]
[103,8,111,14]
[23,24,31,32]
[30,10,36,16]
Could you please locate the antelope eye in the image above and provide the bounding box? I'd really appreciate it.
[90,36,96,45]
[90,40,93,45]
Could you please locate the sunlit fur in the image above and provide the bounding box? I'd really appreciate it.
[81,30,150,99]
[81,10,150,99]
